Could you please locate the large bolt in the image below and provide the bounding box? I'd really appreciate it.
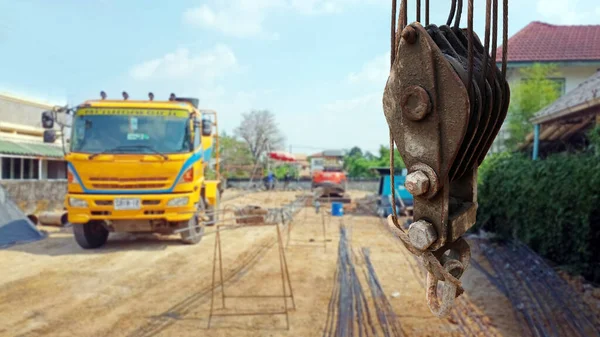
[405,171,430,196]
[401,26,417,44]
[408,220,438,251]
[401,85,431,121]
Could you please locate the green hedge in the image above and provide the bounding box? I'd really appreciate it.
[475,139,600,282]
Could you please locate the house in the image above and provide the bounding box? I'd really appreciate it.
[308,150,345,174]
[520,70,600,158]
[489,21,600,154]
[292,153,311,178]
[0,93,67,180]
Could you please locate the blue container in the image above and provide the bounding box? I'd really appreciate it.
[331,202,344,217]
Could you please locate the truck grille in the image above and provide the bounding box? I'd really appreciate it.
[89,177,168,182]
[93,200,162,206]
[91,183,167,189]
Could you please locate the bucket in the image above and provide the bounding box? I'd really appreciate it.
[331,202,344,217]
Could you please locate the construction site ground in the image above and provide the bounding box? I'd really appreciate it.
[1,190,598,337]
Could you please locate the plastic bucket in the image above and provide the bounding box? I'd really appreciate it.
[331,202,344,217]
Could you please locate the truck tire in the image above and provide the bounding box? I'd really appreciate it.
[73,221,109,249]
[180,215,204,244]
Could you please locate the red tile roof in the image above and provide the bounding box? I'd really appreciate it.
[496,21,600,63]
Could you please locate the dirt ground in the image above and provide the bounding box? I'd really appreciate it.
[1,190,522,337]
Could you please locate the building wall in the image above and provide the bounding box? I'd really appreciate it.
[488,64,600,155]
[0,180,67,214]
[226,179,379,192]
[0,94,53,128]
[562,65,600,93]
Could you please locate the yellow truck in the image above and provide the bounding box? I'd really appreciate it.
[41,94,221,249]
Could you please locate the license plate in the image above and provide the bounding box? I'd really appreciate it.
[114,198,141,210]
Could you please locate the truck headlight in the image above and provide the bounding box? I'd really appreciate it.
[167,196,189,207]
[69,197,88,207]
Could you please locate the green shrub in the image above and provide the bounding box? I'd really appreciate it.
[475,141,600,281]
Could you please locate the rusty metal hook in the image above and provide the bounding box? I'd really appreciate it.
[426,258,464,317]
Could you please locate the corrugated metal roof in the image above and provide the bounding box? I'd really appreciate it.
[531,71,600,124]
[0,139,64,158]
[310,150,345,158]
[519,115,596,149]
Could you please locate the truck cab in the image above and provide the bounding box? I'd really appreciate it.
[41,94,221,248]
[373,167,413,219]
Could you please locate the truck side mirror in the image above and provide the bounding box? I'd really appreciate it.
[41,111,54,129]
[43,129,57,143]
[201,119,212,136]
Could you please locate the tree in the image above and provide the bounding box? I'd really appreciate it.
[234,110,285,164]
[218,133,254,178]
[364,151,376,160]
[342,145,405,178]
[347,146,363,158]
[506,63,561,150]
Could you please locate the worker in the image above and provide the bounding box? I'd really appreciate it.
[100,91,107,100]
[314,200,321,214]
[122,91,129,100]
[169,93,176,101]
[148,92,154,101]
[283,172,290,190]
[267,170,274,190]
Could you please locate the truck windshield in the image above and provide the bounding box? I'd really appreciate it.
[70,108,191,154]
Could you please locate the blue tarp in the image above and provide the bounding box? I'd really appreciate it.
[0,187,45,248]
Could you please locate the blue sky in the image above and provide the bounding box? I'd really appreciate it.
[1,0,599,154]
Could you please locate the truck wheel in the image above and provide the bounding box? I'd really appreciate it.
[73,221,109,249]
[180,215,204,244]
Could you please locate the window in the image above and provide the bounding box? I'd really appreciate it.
[47,160,67,179]
[1,158,10,179]
[193,123,201,150]
[70,110,190,154]
[548,78,566,96]
[0,157,40,180]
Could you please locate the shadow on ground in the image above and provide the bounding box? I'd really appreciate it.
[4,228,189,256]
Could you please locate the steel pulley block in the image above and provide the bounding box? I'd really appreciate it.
[383,20,510,316]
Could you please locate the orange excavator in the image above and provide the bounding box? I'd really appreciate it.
[311,160,351,203]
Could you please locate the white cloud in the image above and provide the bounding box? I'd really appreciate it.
[347,52,390,85]
[536,0,600,24]
[183,1,284,39]
[281,91,388,153]
[195,86,278,134]
[289,0,341,14]
[129,45,238,82]
[182,0,386,38]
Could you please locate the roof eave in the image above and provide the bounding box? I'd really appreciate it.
[497,60,600,68]
[531,97,600,125]
[0,93,57,110]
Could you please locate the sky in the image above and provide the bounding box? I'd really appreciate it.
[1,0,599,155]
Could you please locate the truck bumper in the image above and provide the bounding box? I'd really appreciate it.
[66,192,199,224]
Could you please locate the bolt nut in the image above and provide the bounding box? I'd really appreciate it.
[405,171,430,196]
[401,86,431,121]
[408,220,438,251]
[401,26,417,44]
